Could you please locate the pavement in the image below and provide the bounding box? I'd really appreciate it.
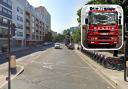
[74,47,128,89]
[1,45,115,89]
[0,65,24,88]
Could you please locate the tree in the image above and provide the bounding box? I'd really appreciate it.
[53,34,65,42]
[72,28,81,43]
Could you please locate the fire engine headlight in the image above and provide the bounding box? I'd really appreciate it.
[112,27,115,31]
[94,29,97,32]
[93,27,97,32]
[91,38,95,40]
[95,38,97,40]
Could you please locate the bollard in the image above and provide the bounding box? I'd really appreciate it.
[10,55,17,74]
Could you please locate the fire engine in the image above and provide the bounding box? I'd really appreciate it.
[81,5,123,49]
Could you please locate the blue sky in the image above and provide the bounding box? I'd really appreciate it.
[27,0,89,33]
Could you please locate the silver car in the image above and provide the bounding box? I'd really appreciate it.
[54,43,61,49]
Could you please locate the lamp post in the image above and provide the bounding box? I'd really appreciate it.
[124,23,128,81]
[7,21,16,89]
[7,20,11,89]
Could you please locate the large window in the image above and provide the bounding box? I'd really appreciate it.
[17,15,23,22]
[17,7,23,14]
[17,31,23,37]
[3,18,8,24]
[89,12,118,25]
[8,0,12,7]
[3,0,12,7]
[17,23,23,29]
[3,0,8,3]
[0,6,2,11]
[3,8,8,13]
[8,10,11,15]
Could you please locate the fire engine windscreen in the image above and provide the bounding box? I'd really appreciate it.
[89,12,118,25]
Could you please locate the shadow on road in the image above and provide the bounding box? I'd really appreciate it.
[0,44,54,64]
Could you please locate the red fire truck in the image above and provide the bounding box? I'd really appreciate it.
[82,5,123,48]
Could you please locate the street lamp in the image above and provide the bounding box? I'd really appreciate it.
[7,21,16,89]
[124,23,128,81]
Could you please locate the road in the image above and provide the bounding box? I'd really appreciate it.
[2,45,114,89]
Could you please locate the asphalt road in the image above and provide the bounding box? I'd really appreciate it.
[2,45,114,89]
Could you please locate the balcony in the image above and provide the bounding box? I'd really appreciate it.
[0,1,12,10]
[26,22,30,27]
[26,29,31,34]
[0,22,8,27]
[0,11,12,19]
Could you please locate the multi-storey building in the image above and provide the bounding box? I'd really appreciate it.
[12,0,26,48]
[0,0,51,50]
[25,2,51,47]
[0,0,12,52]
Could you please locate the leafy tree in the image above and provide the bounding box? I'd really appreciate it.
[77,0,128,23]
[72,28,81,43]
[53,34,65,42]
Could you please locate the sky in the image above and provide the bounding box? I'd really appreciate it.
[27,0,89,33]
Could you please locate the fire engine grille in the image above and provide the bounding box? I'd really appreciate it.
[98,30,110,33]
[98,37,111,40]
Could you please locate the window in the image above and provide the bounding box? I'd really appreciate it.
[8,11,12,15]
[17,31,23,37]
[17,7,23,14]
[8,0,12,7]
[17,15,23,22]
[17,7,19,12]
[3,18,8,24]
[0,6,2,11]
[3,0,8,3]
[3,8,8,14]
[17,23,23,29]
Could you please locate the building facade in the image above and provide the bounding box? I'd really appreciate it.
[25,2,51,46]
[0,0,12,52]
[0,0,51,50]
[12,0,26,48]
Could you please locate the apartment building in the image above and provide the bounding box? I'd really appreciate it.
[12,0,26,48]
[0,0,51,50]
[0,0,12,52]
[25,2,51,47]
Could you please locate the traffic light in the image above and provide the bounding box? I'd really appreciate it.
[11,23,16,36]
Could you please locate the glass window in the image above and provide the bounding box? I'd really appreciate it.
[0,6,2,11]
[3,18,8,24]
[17,23,23,29]
[17,31,23,37]
[8,0,12,7]
[3,8,8,14]
[20,17,23,22]
[21,9,23,14]
[8,11,12,15]
[3,0,8,3]
[0,17,3,22]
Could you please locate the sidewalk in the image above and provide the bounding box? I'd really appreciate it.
[75,49,128,89]
[0,65,24,88]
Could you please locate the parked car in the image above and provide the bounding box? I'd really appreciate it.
[68,43,75,50]
[54,43,61,49]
